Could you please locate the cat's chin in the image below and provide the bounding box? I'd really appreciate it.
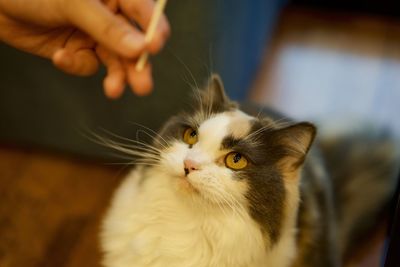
[175,176,200,195]
[173,176,227,207]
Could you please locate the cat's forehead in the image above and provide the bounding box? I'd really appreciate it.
[198,110,254,142]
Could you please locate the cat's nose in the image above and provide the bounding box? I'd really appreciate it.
[184,159,200,175]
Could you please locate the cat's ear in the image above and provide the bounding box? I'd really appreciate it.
[199,74,237,112]
[271,122,316,172]
[207,74,229,104]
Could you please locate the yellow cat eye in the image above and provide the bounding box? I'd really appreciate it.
[183,127,198,145]
[225,152,248,170]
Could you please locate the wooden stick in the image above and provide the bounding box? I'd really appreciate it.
[135,0,168,71]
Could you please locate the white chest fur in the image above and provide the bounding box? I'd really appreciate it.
[101,167,297,267]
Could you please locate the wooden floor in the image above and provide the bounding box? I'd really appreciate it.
[0,146,124,267]
[1,6,399,267]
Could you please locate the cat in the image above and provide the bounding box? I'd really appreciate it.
[100,74,398,267]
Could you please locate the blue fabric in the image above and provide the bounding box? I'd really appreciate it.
[213,0,288,100]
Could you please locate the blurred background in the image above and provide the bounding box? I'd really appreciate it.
[0,0,399,266]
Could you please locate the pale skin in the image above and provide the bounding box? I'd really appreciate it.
[0,0,170,99]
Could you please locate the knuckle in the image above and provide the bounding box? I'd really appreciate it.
[101,17,127,42]
[122,0,149,21]
[101,19,118,39]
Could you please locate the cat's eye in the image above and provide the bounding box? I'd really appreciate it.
[183,127,198,145]
[225,152,248,170]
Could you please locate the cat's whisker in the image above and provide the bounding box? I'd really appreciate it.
[226,193,245,216]
[105,144,160,160]
[110,138,162,154]
[192,88,207,123]
[128,122,170,148]
[132,160,160,166]
[135,157,160,163]
[101,139,161,157]
[106,153,136,162]
[135,129,168,150]
[130,140,164,154]
[134,162,161,167]
[219,189,242,214]
[206,191,229,218]
[256,107,265,119]
[244,124,273,141]
[206,45,215,83]
[97,131,163,154]
[203,177,246,224]
[181,73,198,91]
[97,123,167,151]
[104,160,160,168]
[207,86,213,119]
[101,153,159,168]
[111,141,160,155]
[216,184,246,217]
[215,190,246,226]
[244,118,292,141]
[89,129,163,158]
[167,48,199,90]
[272,118,292,129]
[212,195,232,220]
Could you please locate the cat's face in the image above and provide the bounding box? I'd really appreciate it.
[155,75,315,199]
[153,75,315,241]
[159,108,255,204]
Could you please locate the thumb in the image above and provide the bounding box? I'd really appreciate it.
[65,0,145,58]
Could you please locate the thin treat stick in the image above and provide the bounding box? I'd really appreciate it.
[135,0,167,71]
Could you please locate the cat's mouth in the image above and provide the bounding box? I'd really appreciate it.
[177,176,199,194]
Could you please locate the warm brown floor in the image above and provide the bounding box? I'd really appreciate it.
[0,146,124,267]
[0,147,388,267]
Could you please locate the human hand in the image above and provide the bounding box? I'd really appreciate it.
[0,0,170,98]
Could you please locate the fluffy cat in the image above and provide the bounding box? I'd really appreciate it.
[100,75,398,267]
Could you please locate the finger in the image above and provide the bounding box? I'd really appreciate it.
[102,0,118,12]
[124,59,153,96]
[52,30,98,76]
[104,71,125,99]
[118,0,170,54]
[64,30,96,51]
[65,0,146,58]
[96,46,126,99]
[52,48,99,76]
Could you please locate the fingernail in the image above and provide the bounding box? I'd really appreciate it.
[105,75,124,99]
[134,87,152,97]
[108,75,119,89]
[121,34,144,54]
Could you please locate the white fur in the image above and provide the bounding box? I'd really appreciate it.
[101,111,298,267]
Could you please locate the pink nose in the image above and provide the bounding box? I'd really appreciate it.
[184,159,200,175]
